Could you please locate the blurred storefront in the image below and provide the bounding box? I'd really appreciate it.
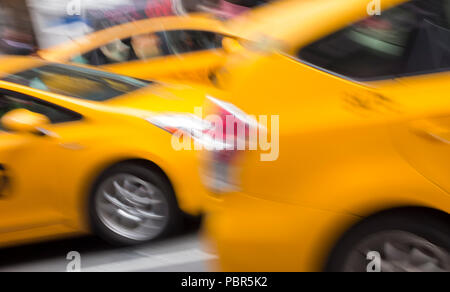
[28,0,128,49]
[0,0,37,54]
[27,0,180,49]
[0,0,271,52]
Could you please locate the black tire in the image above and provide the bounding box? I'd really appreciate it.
[325,209,450,272]
[89,162,182,246]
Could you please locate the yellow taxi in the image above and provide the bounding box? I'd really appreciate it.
[38,15,238,84]
[201,0,450,271]
[0,55,227,247]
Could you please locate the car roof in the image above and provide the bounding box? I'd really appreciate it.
[0,56,45,78]
[226,0,408,52]
[39,14,234,62]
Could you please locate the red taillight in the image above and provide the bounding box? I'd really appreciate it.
[211,107,250,162]
[147,96,257,193]
[201,96,256,193]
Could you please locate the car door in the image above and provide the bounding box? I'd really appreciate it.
[0,90,82,236]
[389,74,450,196]
[221,0,450,203]
[292,0,450,197]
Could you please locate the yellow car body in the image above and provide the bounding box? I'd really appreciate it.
[0,56,216,247]
[204,0,450,271]
[38,15,238,84]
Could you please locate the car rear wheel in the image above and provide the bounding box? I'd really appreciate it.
[325,211,450,272]
[89,163,181,246]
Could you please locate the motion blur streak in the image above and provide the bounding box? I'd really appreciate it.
[0,0,449,273]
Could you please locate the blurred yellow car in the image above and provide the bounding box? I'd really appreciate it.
[0,55,222,247]
[202,0,450,271]
[38,15,238,84]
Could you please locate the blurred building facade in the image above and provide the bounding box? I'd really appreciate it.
[0,0,36,54]
[0,0,270,52]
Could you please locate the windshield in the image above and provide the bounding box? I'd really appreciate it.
[1,63,152,101]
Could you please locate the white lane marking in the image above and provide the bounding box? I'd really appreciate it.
[82,248,217,272]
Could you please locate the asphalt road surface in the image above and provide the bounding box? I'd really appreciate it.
[0,222,218,272]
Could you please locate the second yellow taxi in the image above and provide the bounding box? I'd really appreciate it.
[38,15,239,84]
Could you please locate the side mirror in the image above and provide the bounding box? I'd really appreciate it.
[222,37,243,54]
[1,109,50,134]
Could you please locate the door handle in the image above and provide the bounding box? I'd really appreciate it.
[59,142,84,150]
[35,127,58,138]
[0,164,9,198]
[410,120,450,144]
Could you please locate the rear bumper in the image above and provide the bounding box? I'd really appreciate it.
[204,192,359,272]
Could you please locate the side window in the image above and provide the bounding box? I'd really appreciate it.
[0,93,81,130]
[162,30,224,55]
[298,0,450,80]
[75,38,138,66]
[128,30,224,60]
[130,32,166,60]
[75,30,225,65]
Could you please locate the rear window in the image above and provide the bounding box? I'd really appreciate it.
[298,0,450,80]
[2,64,152,101]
